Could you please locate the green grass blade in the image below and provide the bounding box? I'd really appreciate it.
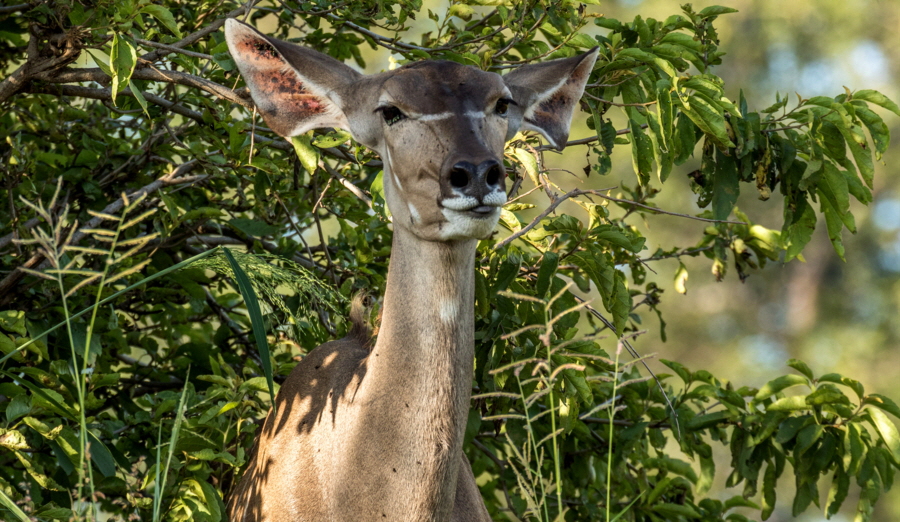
[222,248,277,411]
[1,247,221,366]
[0,487,30,522]
[153,367,191,522]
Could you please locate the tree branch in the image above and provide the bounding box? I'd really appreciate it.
[28,84,206,123]
[136,38,214,61]
[0,3,29,14]
[33,67,252,108]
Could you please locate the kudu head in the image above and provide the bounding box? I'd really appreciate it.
[225,19,597,242]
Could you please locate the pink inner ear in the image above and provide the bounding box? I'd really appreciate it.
[234,36,330,136]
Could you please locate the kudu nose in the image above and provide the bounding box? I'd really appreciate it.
[448,160,503,189]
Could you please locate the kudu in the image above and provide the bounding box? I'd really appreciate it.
[223,18,597,521]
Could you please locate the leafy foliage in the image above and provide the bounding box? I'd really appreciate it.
[0,1,897,521]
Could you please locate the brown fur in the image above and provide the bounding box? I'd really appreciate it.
[223,18,596,521]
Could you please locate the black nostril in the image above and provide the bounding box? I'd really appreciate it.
[484,163,501,186]
[449,162,475,188]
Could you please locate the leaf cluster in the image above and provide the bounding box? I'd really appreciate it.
[0,1,897,521]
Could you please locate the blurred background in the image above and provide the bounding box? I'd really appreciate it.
[587,1,900,520]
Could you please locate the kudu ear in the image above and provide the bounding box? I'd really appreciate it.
[503,48,599,150]
[224,19,362,137]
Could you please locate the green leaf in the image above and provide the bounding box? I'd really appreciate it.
[853,105,891,160]
[512,147,539,186]
[761,460,777,519]
[698,6,739,17]
[711,149,738,221]
[827,468,850,518]
[853,89,900,117]
[109,33,137,104]
[753,374,809,401]
[767,396,809,412]
[795,424,823,456]
[291,135,320,174]
[864,394,900,419]
[819,162,851,216]
[680,93,735,149]
[591,224,641,252]
[0,487,31,522]
[784,200,816,262]
[87,430,117,477]
[867,406,900,463]
[838,124,875,188]
[661,359,691,383]
[697,455,715,495]
[229,218,281,237]
[806,384,850,406]
[5,394,31,424]
[617,48,676,78]
[313,129,353,149]
[128,80,150,118]
[674,262,688,294]
[223,249,277,409]
[686,411,731,430]
[0,310,27,335]
[652,503,701,519]
[846,422,865,475]
[535,252,558,299]
[630,120,653,185]
[819,193,846,260]
[140,5,183,38]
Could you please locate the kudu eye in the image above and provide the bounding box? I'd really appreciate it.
[494,98,512,117]
[379,105,406,126]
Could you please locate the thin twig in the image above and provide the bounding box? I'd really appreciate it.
[136,39,214,60]
[139,6,249,64]
[28,84,206,123]
[493,188,594,251]
[596,194,747,225]
[321,163,372,207]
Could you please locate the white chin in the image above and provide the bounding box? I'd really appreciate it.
[438,208,500,240]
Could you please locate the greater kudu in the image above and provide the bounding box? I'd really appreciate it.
[223,18,597,521]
